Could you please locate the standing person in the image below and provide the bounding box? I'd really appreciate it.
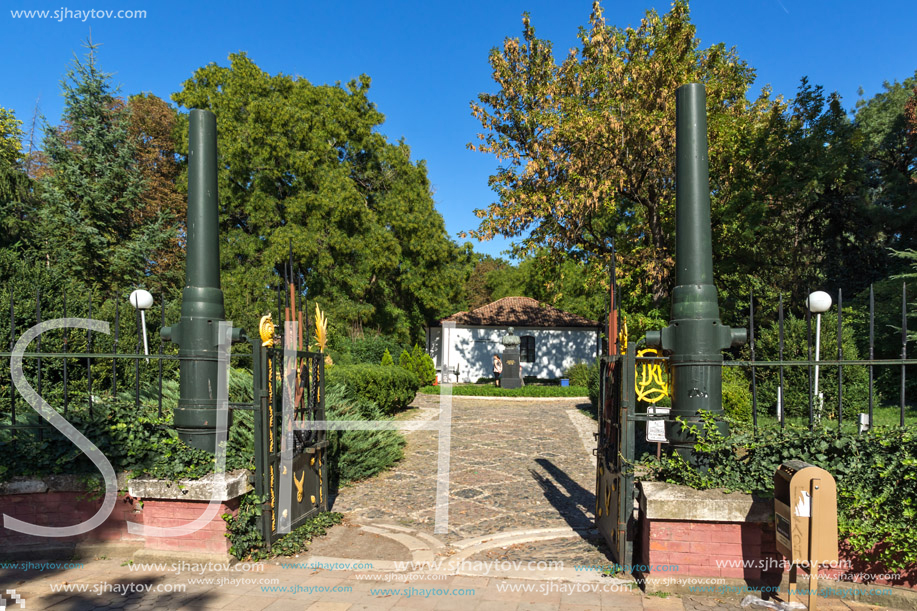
[493,354,503,387]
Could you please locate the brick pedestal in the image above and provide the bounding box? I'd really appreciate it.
[0,471,250,562]
[635,481,917,607]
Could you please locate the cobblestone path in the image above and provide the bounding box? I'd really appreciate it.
[328,395,604,544]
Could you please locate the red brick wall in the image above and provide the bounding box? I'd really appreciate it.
[139,498,239,554]
[642,519,916,589]
[0,492,239,555]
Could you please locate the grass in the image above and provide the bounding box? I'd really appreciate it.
[736,403,917,434]
[419,384,588,397]
[580,396,915,433]
[576,401,599,421]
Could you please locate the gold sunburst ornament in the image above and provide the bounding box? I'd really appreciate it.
[259,314,275,347]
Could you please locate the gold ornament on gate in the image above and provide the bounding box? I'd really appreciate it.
[618,315,628,354]
[294,471,305,503]
[260,314,275,347]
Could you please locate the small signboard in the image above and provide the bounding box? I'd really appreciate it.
[646,406,669,443]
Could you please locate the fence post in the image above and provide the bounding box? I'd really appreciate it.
[868,285,874,429]
[778,294,785,428]
[837,289,843,427]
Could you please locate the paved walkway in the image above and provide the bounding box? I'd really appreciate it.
[323,394,606,547]
[0,557,893,610]
[0,395,897,610]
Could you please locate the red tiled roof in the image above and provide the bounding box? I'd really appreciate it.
[440,297,599,328]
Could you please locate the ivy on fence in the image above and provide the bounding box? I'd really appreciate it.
[640,412,917,574]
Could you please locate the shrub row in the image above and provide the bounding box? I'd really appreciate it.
[419,384,588,397]
[326,363,420,415]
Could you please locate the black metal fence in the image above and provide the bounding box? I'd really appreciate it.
[0,286,258,442]
[632,282,917,436]
[733,283,915,433]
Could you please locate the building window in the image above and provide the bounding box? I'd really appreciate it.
[520,336,535,362]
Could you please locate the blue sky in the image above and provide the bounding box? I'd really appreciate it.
[3,0,916,259]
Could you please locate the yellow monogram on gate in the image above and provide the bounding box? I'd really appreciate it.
[635,348,669,403]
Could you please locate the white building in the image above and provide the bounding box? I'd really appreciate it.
[425,296,600,383]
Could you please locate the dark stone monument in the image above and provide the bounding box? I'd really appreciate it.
[500,327,523,389]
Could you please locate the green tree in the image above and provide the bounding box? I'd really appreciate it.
[37,41,173,291]
[464,254,512,309]
[127,93,185,293]
[468,1,767,317]
[0,107,24,167]
[855,72,917,261]
[732,79,882,308]
[0,106,34,252]
[172,53,470,342]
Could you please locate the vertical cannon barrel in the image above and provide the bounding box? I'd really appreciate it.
[645,84,746,462]
[162,109,244,453]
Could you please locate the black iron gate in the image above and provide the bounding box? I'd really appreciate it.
[594,257,637,569]
[595,348,636,570]
[251,276,328,548]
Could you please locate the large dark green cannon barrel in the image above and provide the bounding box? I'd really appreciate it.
[162,109,243,453]
[645,84,746,462]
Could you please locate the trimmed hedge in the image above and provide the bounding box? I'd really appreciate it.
[326,364,420,415]
[419,384,588,397]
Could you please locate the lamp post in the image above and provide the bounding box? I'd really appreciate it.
[807,290,832,419]
[129,289,154,361]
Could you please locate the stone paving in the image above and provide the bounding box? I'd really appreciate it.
[326,395,600,542]
[0,558,894,610]
[0,394,900,610]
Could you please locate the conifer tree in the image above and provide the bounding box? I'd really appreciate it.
[38,39,170,292]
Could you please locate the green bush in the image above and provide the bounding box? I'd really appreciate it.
[398,344,436,386]
[346,335,405,365]
[588,359,601,410]
[326,363,420,415]
[563,362,592,388]
[641,415,917,573]
[722,366,753,422]
[324,383,405,488]
[380,349,394,366]
[749,315,871,420]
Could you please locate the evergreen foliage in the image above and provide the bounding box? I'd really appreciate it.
[398,344,436,386]
[37,40,173,292]
[324,383,405,488]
